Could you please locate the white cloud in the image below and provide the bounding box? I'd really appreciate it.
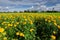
[0,0,60,11]
[5,7,9,9]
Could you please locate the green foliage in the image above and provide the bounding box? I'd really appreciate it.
[0,13,60,40]
[35,17,58,40]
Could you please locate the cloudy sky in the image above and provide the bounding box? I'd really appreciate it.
[0,0,60,12]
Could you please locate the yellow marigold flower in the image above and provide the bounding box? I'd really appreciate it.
[2,32,6,35]
[20,33,24,37]
[30,28,34,32]
[48,20,51,22]
[16,22,19,24]
[45,19,47,21]
[8,24,13,27]
[8,24,11,27]
[16,32,20,35]
[2,22,6,25]
[53,31,56,34]
[25,19,27,21]
[57,25,60,29]
[0,28,4,33]
[23,22,26,25]
[23,16,26,19]
[3,37,7,40]
[11,21,14,23]
[14,24,17,27]
[54,22,57,26]
[30,21,33,24]
[4,18,7,20]
[58,16,60,19]
[51,35,56,40]
[53,20,56,23]
[27,18,30,21]
[10,24,13,26]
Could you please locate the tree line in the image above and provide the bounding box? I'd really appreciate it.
[0,10,60,13]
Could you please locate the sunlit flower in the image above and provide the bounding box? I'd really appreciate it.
[16,32,20,35]
[2,22,6,25]
[2,32,6,35]
[19,33,24,37]
[16,22,19,24]
[54,22,57,26]
[57,25,60,29]
[8,24,13,27]
[25,19,27,21]
[23,22,26,25]
[14,24,17,27]
[45,19,48,21]
[30,21,33,24]
[51,35,56,40]
[48,20,51,22]
[3,37,7,40]
[30,28,34,32]
[0,28,4,33]
[53,31,56,34]
[53,20,56,23]
[23,16,26,19]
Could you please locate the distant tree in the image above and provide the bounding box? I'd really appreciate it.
[24,10,27,12]
[14,11,17,13]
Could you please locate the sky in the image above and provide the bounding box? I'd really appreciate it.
[0,0,60,12]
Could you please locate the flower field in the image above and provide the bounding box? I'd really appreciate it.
[0,13,60,40]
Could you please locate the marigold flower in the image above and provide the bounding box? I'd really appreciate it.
[58,16,60,19]
[4,18,7,20]
[48,20,51,22]
[25,19,27,21]
[23,22,26,25]
[19,33,24,37]
[53,31,56,34]
[30,28,34,32]
[57,25,60,29]
[54,22,57,26]
[2,32,6,35]
[14,24,17,27]
[23,16,26,19]
[16,22,19,24]
[16,32,20,35]
[30,21,33,24]
[3,37,7,40]
[45,19,47,21]
[0,28,4,33]
[2,22,6,25]
[8,24,13,27]
[51,35,56,40]
[53,20,56,23]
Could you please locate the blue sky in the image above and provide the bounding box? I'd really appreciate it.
[0,0,60,12]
